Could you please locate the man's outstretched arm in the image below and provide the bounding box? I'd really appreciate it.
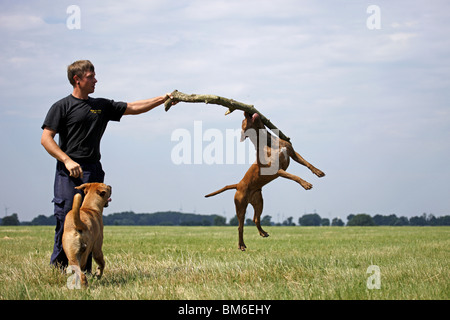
[124,93,176,115]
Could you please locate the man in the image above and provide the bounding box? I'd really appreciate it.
[41,60,175,269]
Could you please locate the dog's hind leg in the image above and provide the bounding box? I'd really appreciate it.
[66,255,87,288]
[234,190,249,251]
[92,248,105,279]
[250,190,269,238]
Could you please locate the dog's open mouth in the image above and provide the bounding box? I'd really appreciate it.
[104,197,112,208]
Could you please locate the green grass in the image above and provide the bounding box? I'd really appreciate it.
[0,226,448,299]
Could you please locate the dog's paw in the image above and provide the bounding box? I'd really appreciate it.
[95,268,103,279]
[301,181,313,190]
[238,244,247,251]
[312,167,325,178]
[259,231,269,238]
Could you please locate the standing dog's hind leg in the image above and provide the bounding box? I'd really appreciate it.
[93,248,105,279]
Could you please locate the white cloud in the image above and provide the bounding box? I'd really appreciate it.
[0,14,46,30]
[388,32,417,42]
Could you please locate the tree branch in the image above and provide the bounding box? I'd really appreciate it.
[165,90,291,142]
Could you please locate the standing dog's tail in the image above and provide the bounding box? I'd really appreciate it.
[205,184,238,198]
[71,193,84,231]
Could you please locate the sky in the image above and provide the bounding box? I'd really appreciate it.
[0,0,449,223]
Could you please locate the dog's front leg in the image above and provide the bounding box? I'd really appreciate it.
[277,169,313,190]
[289,149,325,178]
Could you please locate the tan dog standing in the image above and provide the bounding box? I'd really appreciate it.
[206,112,325,251]
[62,182,111,287]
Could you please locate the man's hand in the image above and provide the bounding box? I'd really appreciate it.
[164,93,178,106]
[64,158,83,178]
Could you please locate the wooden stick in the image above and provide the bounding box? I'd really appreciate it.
[164,90,291,142]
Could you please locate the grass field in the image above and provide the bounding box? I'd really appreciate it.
[0,225,448,300]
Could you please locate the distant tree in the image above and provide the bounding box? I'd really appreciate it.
[372,214,383,225]
[298,213,321,226]
[347,213,375,226]
[229,216,239,226]
[347,214,355,223]
[331,218,344,226]
[213,216,226,226]
[261,215,272,226]
[321,218,330,226]
[373,214,399,226]
[30,214,56,226]
[282,217,295,226]
[409,213,428,226]
[2,213,20,226]
[394,216,410,226]
[386,214,399,225]
[246,218,255,226]
[436,215,450,226]
[427,214,438,226]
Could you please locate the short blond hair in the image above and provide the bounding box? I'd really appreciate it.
[67,60,95,86]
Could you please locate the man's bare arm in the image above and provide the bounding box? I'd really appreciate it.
[41,127,83,178]
[124,93,176,115]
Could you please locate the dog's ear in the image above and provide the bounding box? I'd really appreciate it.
[244,112,259,124]
[75,183,90,194]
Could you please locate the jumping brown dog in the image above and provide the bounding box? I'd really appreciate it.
[205,112,325,251]
[62,182,111,287]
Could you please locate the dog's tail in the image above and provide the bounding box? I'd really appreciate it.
[205,184,238,198]
[71,193,84,231]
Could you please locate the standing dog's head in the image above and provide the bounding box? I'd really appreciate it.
[241,111,265,142]
[75,183,112,207]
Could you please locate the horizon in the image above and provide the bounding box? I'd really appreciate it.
[4,208,448,226]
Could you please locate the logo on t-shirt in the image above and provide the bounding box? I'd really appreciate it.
[90,109,102,114]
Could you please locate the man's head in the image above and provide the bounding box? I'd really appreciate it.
[67,60,97,93]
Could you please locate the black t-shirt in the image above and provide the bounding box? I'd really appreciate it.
[42,94,127,163]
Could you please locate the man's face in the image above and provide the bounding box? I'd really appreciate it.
[76,71,97,94]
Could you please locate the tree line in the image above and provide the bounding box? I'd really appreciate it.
[293,212,450,226]
[1,211,449,226]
